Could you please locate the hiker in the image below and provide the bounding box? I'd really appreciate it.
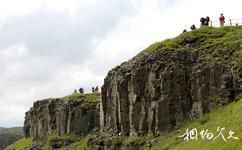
[73,89,77,93]
[219,13,225,26]
[95,86,99,93]
[92,86,95,93]
[190,24,196,30]
[204,16,210,26]
[200,17,206,26]
[79,88,84,94]
[183,29,187,33]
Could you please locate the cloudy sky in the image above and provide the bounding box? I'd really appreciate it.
[0,0,241,127]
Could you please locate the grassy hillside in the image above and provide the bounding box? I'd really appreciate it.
[6,135,88,150]
[5,138,32,150]
[122,99,242,150]
[142,26,242,68]
[0,127,23,135]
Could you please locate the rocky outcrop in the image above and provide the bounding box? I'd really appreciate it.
[98,48,241,138]
[90,27,242,149]
[24,95,100,142]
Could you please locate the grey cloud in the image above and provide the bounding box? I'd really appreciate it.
[0,0,135,127]
[0,0,134,63]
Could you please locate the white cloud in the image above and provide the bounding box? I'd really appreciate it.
[0,0,241,127]
[0,0,97,21]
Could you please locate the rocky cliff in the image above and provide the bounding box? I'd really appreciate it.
[89,26,242,149]
[24,93,100,143]
[0,132,23,150]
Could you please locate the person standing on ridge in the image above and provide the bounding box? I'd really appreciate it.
[219,13,225,27]
[200,17,205,26]
[190,24,196,30]
[205,16,210,26]
[92,86,95,93]
[79,87,84,94]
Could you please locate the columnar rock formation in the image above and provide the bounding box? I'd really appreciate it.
[24,96,100,141]
[100,47,241,137]
[20,27,241,150]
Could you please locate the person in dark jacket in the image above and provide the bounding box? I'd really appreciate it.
[79,88,84,94]
[200,17,206,26]
[92,86,95,93]
[204,16,210,26]
[190,24,196,30]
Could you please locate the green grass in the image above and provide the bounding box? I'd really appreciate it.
[142,26,242,68]
[40,92,101,104]
[8,135,88,150]
[60,136,88,150]
[6,138,33,150]
[43,134,83,149]
[122,136,154,148]
[62,92,101,103]
[146,26,242,51]
[144,42,162,53]
[138,99,242,150]
[43,135,88,150]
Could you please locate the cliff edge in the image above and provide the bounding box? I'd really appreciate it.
[23,93,100,149]
[89,26,242,149]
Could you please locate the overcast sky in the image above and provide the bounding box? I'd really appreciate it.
[0,0,241,127]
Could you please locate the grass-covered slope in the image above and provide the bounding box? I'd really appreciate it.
[5,138,32,150]
[62,92,101,103]
[151,99,242,150]
[141,26,242,68]
[120,99,242,150]
[6,135,88,150]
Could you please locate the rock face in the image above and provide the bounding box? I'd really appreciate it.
[99,48,242,137]
[24,96,100,141]
[88,27,242,149]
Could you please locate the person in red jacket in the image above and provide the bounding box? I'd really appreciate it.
[219,13,225,27]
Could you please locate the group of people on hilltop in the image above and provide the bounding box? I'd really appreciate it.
[184,13,226,33]
[92,86,99,93]
[73,85,99,94]
[200,16,210,26]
